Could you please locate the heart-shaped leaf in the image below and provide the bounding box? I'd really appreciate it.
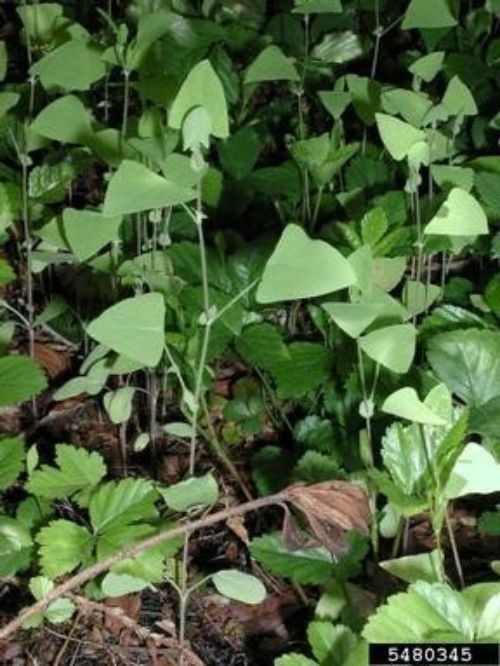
[382,387,447,425]
[424,188,488,236]
[87,293,165,367]
[256,225,356,303]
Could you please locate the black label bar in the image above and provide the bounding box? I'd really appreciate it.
[369,643,499,666]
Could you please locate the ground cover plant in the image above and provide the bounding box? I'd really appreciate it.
[0,0,500,663]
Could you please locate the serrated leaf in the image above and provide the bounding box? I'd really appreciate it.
[272,342,332,399]
[245,45,299,84]
[103,160,196,217]
[37,519,93,578]
[256,225,356,303]
[424,188,488,237]
[89,478,159,533]
[212,569,266,605]
[0,355,47,406]
[160,473,218,512]
[236,323,290,374]
[87,293,165,368]
[0,437,25,490]
[169,60,228,139]
[26,444,106,503]
[250,532,334,585]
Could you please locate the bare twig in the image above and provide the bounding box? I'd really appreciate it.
[0,494,284,642]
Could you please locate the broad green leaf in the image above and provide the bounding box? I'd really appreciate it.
[31,95,92,144]
[275,656,318,666]
[0,92,20,118]
[308,621,359,665]
[363,582,475,643]
[103,160,196,217]
[379,550,443,584]
[31,39,106,91]
[236,323,290,374]
[182,106,211,154]
[319,91,352,120]
[0,437,25,490]
[321,302,380,338]
[372,257,407,293]
[0,42,6,82]
[27,576,75,627]
[0,355,47,406]
[445,443,500,499]
[89,478,158,533]
[382,388,447,425]
[0,515,31,557]
[101,572,149,597]
[442,76,478,117]
[250,532,334,585]
[359,324,416,374]
[293,0,342,12]
[26,444,106,503]
[403,281,440,317]
[409,52,445,82]
[163,422,193,438]
[272,342,332,399]
[381,89,433,128]
[218,126,261,180]
[87,293,165,367]
[169,60,229,139]
[256,225,356,303]
[477,594,500,640]
[37,519,93,578]
[431,165,474,192]
[17,3,64,42]
[245,45,299,84]
[381,423,428,496]
[375,113,426,162]
[160,473,218,512]
[103,387,136,424]
[62,208,122,261]
[212,569,266,605]
[427,329,500,406]
[402,0,457,30]
[347,74,380,125]
[312,31,363,65]
[424,188,488,236]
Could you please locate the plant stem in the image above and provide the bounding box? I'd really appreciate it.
[445,507,465,588]
[0,493,285,642]
[121,69,130,138]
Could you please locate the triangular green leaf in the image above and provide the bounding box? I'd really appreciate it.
[63,208,122,262]
[103,160,196,216]
[31,95,92,144]
[169,60,229,139]
[402,0,457,30]
[360,324,416,374]
[445,443,500,499]
[87,293,165,367]
[424,188,488,236]
[380,550,443,584]
[382,387,447,425]
[31,38,106,91]
[322,302,380,338]
[245,45,300,84]
[375,113,426,161]
[256,225,356,303]
[442,76,478,117]
[409,52,445,82]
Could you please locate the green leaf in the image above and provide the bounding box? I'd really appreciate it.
[0,515,31,557]
[382,388,447,425]
[101,572,150,597]
[431,165,474,192]
[26,444,106,503]
[312,32,363,65]
[359,324,416,374]
[87,293,165,368]
[293,0,342,12]
[103,160,196,217]
[363,582,474,643]
[479,512,500,536]
[322,302,380,339]
[17,3,64,42]
[375,113,426,162]
[103,387,136,424]
[379,550,444,584]
[0,355,47,406]
[442,76,478,117]
[427,329,500,406]
[402,0,457,29]
[275,655,318,666]
[236,323,290,374]
[0,41,7,82]
[27,576,76,627]
[218,126,261,180]
[89,478,158,533]
[245,45,299,84]
[409,52,445,82]
[163,422,193,438]
[0,92,20,118]
[169,60,229,139]
[272,343,332,399]
[256,225,356,303]
[319,91,352,120]
[31,95,92,144]
[250,532,334,585]
[212,570,266,605]
[308,621,359,665]
[381,423,428,496]
[62,208,122,262]
[444,443,500,499]
[0,437,25,490]
[37,519,93,578]
[160,473,218,512]
[424,188,488,236]
[477,594,500,640]
[31,38,106,91]
[381,89,433,128]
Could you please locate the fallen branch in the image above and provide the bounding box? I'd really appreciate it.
[0,493,284,642]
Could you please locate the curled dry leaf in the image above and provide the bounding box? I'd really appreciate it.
[34,343,70,379]
[283,481,371,554]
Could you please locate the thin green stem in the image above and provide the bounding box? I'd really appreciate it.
[121,69,130,138]
[445,508,465,588]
